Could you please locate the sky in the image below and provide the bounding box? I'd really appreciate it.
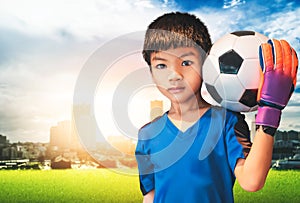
[0,0,300,143]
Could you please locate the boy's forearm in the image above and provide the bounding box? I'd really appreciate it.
[235,126,274,191]
[236,39,297,192]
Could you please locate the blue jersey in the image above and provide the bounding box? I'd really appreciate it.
[135,107,246,203]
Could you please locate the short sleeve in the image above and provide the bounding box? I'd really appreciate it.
[135,136,155,195]
[233,112,252,158]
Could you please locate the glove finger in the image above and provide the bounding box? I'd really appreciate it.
[291,48,298,86]
[259,42,274,73]
[257,42,273,101]
[257,46,264,101]
[281,39,292,77]
[269,39,283,71]
[257,69,264,101]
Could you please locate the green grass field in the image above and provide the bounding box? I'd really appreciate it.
[0,169,299,202]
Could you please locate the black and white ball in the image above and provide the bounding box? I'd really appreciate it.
[201,31,269,112]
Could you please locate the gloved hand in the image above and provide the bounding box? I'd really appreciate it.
[256,39,298,133]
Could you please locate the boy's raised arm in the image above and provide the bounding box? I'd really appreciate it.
[235,39,298,192]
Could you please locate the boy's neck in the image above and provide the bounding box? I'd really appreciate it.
[168,96,210,122]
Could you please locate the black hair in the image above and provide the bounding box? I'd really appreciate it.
[142,12,212,66]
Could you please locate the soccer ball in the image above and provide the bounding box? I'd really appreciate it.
[201,30,269,112]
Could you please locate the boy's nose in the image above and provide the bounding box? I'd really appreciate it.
[168,70,183,81]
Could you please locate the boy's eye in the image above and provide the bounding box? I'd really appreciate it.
[154,64,167,69]
[182,60,193,66]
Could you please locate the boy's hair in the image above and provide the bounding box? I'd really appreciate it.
[142,12,212,66]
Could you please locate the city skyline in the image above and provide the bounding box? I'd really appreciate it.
[0,0,299,142]
[2,102,300,145]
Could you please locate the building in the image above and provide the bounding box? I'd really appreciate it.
[273,130,300,160]
[275,130,300,142]
[72,104,98,151]
[1,146,18,160]
[107,135,136,155]
[0,134,8,146]
[50,120,72,150]
[0,135,10,160]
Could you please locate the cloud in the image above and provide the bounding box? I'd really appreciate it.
[192,1,300,133]
[0,27,100,142]
[193,0,300,50]
[1,0,300,143]
[0,0,171,41]
[287,123,300,131]
[223,0,246,9]
[0,62,78,142]
[194,1,300,103]
[0,0,175,142]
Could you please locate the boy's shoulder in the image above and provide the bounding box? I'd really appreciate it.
[209,106,245,122]
[138,113,168,139]
[139,114,165,131]
[226,108,246,121]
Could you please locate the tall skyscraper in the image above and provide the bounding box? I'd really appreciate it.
[72,104,97,151]
[150,100,163,121]
[50,120,71,150]
[0,134,8,145]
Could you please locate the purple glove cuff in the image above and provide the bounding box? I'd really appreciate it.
[259,71,292,108]
[256,106,281,128]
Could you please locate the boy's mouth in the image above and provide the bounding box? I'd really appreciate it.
[168,87,185,94]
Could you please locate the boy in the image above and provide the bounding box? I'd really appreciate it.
[135,12,298,203]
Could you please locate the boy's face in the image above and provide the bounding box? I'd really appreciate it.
[150,47,203,104]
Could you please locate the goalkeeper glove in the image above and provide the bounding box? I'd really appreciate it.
[256,39,298,136]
